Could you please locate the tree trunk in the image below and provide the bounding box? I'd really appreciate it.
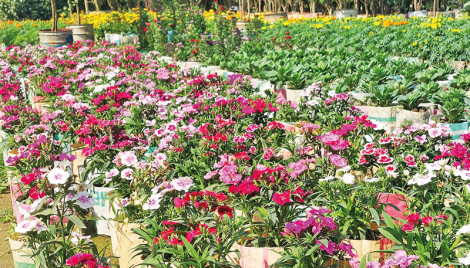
[364,0,369,16]
[51,0,58,32]
[300,1,303,13]
[76,0,81,25]
[93,0,101,11]
[67,0,77,24]
[310,1,315,13]
[248,0,251,17]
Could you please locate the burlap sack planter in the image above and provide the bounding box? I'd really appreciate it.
[110,222,146,268]
[70,143,85,182]
[90,186,116,236]
[452,61,468,71]
[9,238,35,268]
[367,107,397,132]
[396,108,431,128]
[275,86,305,104]
[345,238,395,262]
[32,96,49,114]
[227,242,283,268]
[199,65,219,75]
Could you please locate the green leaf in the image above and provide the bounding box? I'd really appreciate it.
[65,214,86,229]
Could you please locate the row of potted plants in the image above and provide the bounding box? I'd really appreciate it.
[1,41,470,268]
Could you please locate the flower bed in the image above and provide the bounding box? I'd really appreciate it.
[1,41,470,268]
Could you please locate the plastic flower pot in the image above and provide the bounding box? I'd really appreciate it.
[227,242,283,268]
[9,237,35,268]
[110,222,146,268]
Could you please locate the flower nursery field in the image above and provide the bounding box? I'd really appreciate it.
[1,9,470,268]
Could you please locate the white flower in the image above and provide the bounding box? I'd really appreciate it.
[306,100,319,106]
[15,219,47,233]
[408,172,435,186]
[121,168,134,180]
[319,176,335,182]
[456,224,470,236]
[338,166,351,173]
[341,173,355,184]
[466,183,470,193]
[146,119,156,126]
[74,191,95,209]
[403,170,410,176]
[436,158,449,167]
[365,177,380,183]
[120,151,138,167]
[170,177,193,192]
[71,231,92,244]
[458,253,470,265]
[61,94,75,101]
[119,198,130,207]
[425,162,442,171]
[47,168,70,185]
[143,194,163,210]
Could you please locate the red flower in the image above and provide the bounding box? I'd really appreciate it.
[21,173,36,185]
[174,196,190,208]
[217,205,234,219]
[407,212,421,225]
[191,51,197,54]
[29,186,45,199]
[273,190,292,205]
[285,36,292,39]
[422,216,433,226]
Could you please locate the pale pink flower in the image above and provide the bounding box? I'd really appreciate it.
[170,177,193,192]
[74,191,95,209]
[120,151,138,167]
[121,168,134,180]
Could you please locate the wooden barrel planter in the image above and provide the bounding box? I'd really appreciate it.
[66,24,95,42]
[39,29,73,48]
[262,12,288,21]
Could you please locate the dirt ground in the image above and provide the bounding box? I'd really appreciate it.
[0,188,14,266]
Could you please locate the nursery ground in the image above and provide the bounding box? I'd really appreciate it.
[0,189,14,266]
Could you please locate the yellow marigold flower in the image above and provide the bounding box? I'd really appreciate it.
[262,26,266,30]
[412,41,418,46]
[401,21,407,25]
